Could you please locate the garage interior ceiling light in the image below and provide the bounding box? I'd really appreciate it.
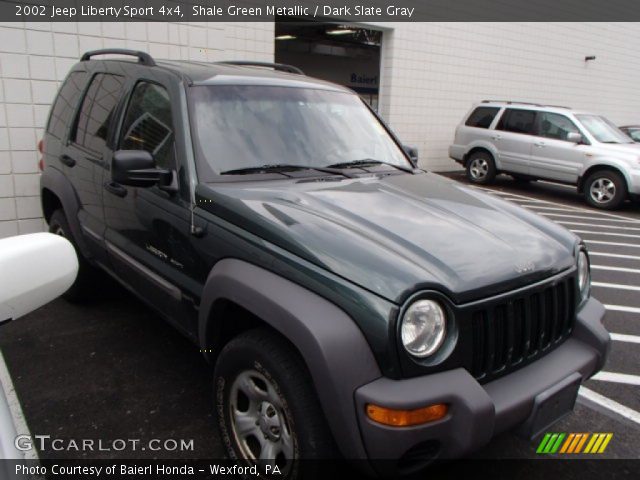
[275,35,297,40]
[327,28,356,35]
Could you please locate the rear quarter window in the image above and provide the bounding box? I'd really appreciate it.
[46,71,88,141]
[465,107,500,129]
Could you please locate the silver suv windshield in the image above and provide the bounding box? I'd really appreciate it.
[189,85,410,180]
[575,114,634,144]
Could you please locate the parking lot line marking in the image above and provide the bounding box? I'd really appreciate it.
[610,333,640,344]
[589,252,640,261]
[522,205,595,212]
[520,202,640,219]
[579,386,640,426]
[605,304,640,314]
[570,229,640,239]
[592,265,640,274]
[483,189,640,222]
[592,282,640,292]
[558,221,640,232]
[0,350,38,460]
[586,240,640,249]
[592,372,640,387]
[540,213,640,224]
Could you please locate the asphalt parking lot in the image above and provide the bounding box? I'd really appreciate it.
[0,171,639,475]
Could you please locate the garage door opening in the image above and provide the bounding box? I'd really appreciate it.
[274,20,382,110]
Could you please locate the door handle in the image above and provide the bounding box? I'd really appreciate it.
[60,154,76,167]
[104,181,128,198]
[534,141,546,148]
[491,134,502,141]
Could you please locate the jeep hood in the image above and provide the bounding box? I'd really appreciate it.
[197,173,577,304]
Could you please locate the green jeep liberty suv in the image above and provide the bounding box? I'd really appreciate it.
[40,49,609,476]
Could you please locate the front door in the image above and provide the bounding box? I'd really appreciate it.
[102,79,200,338]
[529,111,587,183]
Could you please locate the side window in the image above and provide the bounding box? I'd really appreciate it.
[47,71,89,141]
[119,82,176,170]
[72,73,126,154]
[465,107,500,129]
[629,130,640,142]
[537,112,580,141]
[496,108,536,135]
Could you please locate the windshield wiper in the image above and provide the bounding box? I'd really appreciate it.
[327,158,414,173]
[220,163,351,176]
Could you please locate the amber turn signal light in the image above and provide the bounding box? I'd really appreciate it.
[366,403,448,427]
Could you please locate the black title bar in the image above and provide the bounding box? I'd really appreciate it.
[1,0,640,22]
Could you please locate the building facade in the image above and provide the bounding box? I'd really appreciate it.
[0,21,639,237]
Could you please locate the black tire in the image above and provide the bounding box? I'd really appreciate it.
[48,209,99,302]
[465,151,497,184]
[214,329,337,476]
[583,170,626,210]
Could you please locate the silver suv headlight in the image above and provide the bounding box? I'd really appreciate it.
[400,300,447,357]
[577,250,591,301]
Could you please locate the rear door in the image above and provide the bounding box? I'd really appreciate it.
[529,111,587,183]
[493,108,537,174]
[65,72,127,264]
[457,105,502,157]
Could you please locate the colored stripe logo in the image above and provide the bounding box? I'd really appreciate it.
[536,433,613,454]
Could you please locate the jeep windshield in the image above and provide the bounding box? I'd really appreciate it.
[575,114,634,144]
[188,85,411,181]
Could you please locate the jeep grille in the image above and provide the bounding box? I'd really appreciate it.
[470,275,577,382]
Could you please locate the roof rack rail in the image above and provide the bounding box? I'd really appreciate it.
[481,100,571,109]
[216,61,304,75]
[80,49,156,67]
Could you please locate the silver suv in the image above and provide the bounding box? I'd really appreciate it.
[449,100,640,209]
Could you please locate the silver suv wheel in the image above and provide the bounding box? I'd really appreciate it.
[469,157,489,180]
[229,370,294,466]
[589,177,616,204]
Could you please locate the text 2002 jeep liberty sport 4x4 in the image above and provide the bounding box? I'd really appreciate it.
[40,50,609,475]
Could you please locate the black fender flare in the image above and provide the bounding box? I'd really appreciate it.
[40,167,91,259]
[198,258,381,460]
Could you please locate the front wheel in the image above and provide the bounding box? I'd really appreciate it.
[466,151,497,184]
[583,170,626,210]
[214,329,337,476]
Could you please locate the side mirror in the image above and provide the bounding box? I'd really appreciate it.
[403,145,419,167]
[112,150,172,188]
[0,233,78,323]
[566,132,584,144]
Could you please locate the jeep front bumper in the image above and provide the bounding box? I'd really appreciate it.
[354,297,609,473]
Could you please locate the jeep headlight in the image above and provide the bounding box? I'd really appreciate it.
[401,300,447,358]
[577,250,591,301]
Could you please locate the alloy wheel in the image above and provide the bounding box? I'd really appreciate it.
[469,157,489,180]
[589,178,616,204]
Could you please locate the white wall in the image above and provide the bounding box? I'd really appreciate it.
[0,21,273,238]
[378,22,640,171]
[1,21,640,238]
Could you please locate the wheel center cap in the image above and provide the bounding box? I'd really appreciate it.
[258,402,282,441]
